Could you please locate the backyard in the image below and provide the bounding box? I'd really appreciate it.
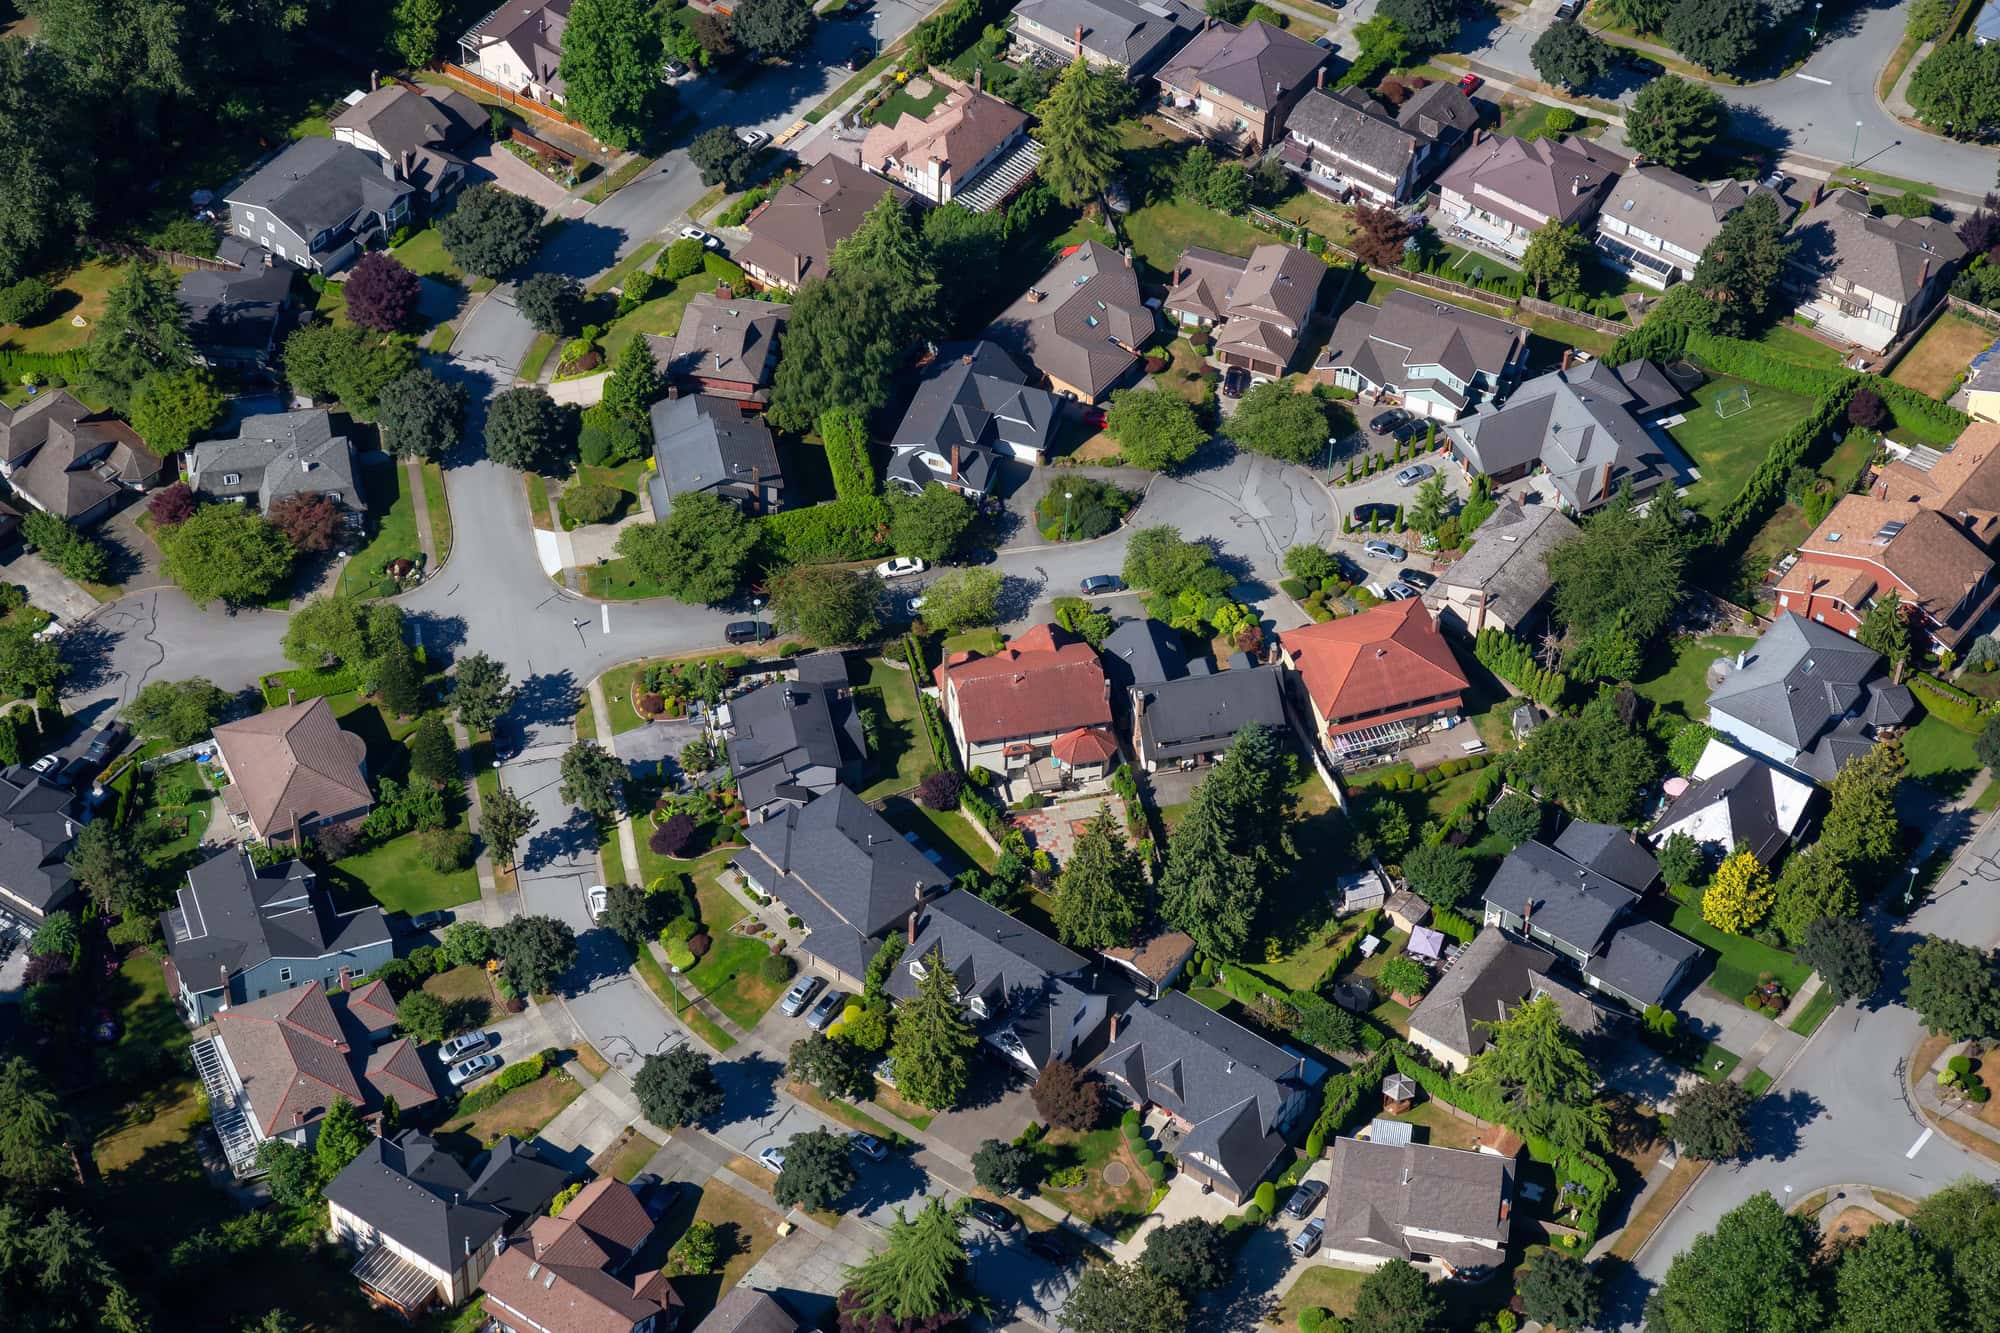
[1668,376,1818,517]
[1632,633,1757,723]
[867,77,949,126]
[856,657,926,800]
[338,453,423,599]
[642,1182,784,1324]
[880,795,996,876]
[1276,1267,1368,1328]
[1903,710,1981,795]
[0,258,128,354]
[1892,312,1993,399]
[1122,196,1270,276]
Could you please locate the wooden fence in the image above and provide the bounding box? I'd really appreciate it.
[435,63,604,147]
[1519,295,1628,337]
[86,238,241,273]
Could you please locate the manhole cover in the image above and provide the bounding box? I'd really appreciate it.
[1102,1162,1130,1187]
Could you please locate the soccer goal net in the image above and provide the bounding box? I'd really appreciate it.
[1713,385,1754,419]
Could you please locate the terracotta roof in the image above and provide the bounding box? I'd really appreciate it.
[1875,421,2000,546]
[480,1234,679,1333]
[1774,558,1874,609]
[1051,725,1119,765]
[1798,493,1995,625]
[346,976,402,1035]
[861,86,1028,186]
[214,981,438,1135]
[936,624,1111,744]
[211,697,371,838]
[1278,599,1468,730]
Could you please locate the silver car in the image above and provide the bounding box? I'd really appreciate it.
[1394,463,1435,487]
[1363,539,1407,561]
[1290,1217,1325,1257]
[447,1052,501,1087]
[781,975,824,1017]
[1384,582,1418,601]
[439,1031,489,1063]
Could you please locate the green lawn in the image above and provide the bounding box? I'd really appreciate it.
[633,944,736,1051]
[867,79,949,126]
[391,227,469,286]
[1757,322,1849,370]
[856,659,927,800]
[1669,376,1818,516]
[422,462,453,564]
[339,454,422,598]
[1903,711,1981,795]
[1660,886,1810,1002]
[580,558,673,600]
[588,240,666,296]
[0,258,129,355]
[599,269,715,362]
[332,828,481,915]
[1498,101,1605,141]
[1278,1267,1368,1327]
[1632,634,1757,722]
[1788,986,1839,1037]
[880,798,997,875]
[1121,197,1270,275]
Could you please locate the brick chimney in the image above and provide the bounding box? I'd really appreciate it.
[1559,348,1572,373]
[974,66,983,93]
[951,443,962,483]
[1075,23,1084,58]
[1316,66,1324,90]
[1108,1010,1121,1042]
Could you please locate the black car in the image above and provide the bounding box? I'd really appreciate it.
[1284,1179,1328,1219]
[1351,501,1399,526]
[957,547,998,566]
[725,620,772,645]
[1026,1231,1072,1262]
[1396,568,1436,591]
[1392,419,1431,443]
[82,722,128,768]
[1370,408,1412,435]
[1221,365,1251,398]
[965,1199,1018,1231]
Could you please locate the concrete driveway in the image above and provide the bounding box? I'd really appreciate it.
[925,1062,1040,1157]
[2,547,98,624]
[465,140,573,212]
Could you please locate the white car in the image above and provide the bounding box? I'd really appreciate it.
[738,128,772,151]
[29,755,58,776]
[586,884,609,919]
[677,225,720,251]
[874,556,926,579]
[439,1031,489,1063]
[758,1146,787,1173]
[447,1052,502,1087]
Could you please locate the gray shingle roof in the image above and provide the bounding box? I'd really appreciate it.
[1431,499,1574,626]
[890,341,1059,461]
[1587,918,1700,1008]
[324,1131,567,1273]
[186,409,361,511]
[887,890,1093,1066]
[1550,820,1658,893]
[1482,839,1636,957]
[1405,928,1601,1062]
[648,394,783,501]
[1437,133,1622,234]
[0,768,77,918]
[1157,19,1325,111]
[1599,165,1755,260]
[986,240,1153,401]
[180,257,293,362]
[228,138,414,245]
[1651,754,1790,862]
[694,1289,800,1333]
[163,847,389,994]
[1101,617,1187,691]
[1447,360,1663,509]
[1009,0,1200,70]
[728,655,865,818]
[1706,613,1887,751]
[1286,87,1442,181]
[1135,664,1286,760]
[1322,1136,1512,1269]
[1318,288,1525,405]
[1790,188,1966,304]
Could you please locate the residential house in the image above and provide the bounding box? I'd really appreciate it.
[1277,598,1469,761]
[1705,613,1919,780]
[332,83,487,206]
[210,695,374,844]
[180,237,295,372]
[1156,19,1327,153]
[1163,244,1324,376]
[0,390,165,525]
[1131,657,1287,771]
[887,341,1059,499]
[1595,166,1765,289]
[326,1130,569,1317]
[1426,499,1577,635]
[1551,817,1660,893]
[645,395,783,516]
[1436,133,1622,261]
[1651,736,1817,866]
[1099,617,1188,699]
[732,787,951,990]
[186,409,364,514]
[1101,928,1197,998]
[1319,1136,1512,1278]
[198,981,438,1176]
[985,240,1155,402]
[934,622,1116,795]
[480,1177,679,1333]
[459,0,573,104]
[1444,357,1679,511]
[1963,339,2000,424]
[1279,82,1479,206]
[1869,420,2000,549]
[727,654,867,822]
[1095,991,1317,1203]
[860,82,1037,210]
[227,137,416,274]
[1006,0,1201,76]
[1482,838,1701,1010]
[1775,493,2000,650]
[163,846,393,1024]
[1405,927,1602,1071]
[1787,187,1966,353]
[646,290,790,405]
[0,766,80,925]
[1315,288,1528,422]
[887,889,1109,1075]
[694,1290,800,1333]
[737,155,913,291]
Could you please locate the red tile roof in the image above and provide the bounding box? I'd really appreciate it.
[1052,726,1119,765]
[935,623,1111,744]
[1279,599,1468,732]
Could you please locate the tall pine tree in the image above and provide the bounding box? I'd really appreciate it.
[1033,58,1123,207]
[1053,812,1145,949]
[890,944,978,1110]
[837,1196,973,1327]
[1156,724,1295,959]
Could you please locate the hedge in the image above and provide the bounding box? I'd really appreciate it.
[1867,374,1970,444]
[1474,627,1566,707]
[1708,385,1854,545]
[907,0,1011,65]
[1430,906,1477,943]
[0,348,89,389]
[820,408,878,503]
[760,496,891,563]
[1684,330,1855,398]
[1607,317,1689,367]
[1912,672,1988,732]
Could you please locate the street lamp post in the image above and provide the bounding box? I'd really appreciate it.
[1852,119,1863,166]
[1808,2,1821,41]
[1906,864,1920,908]
[1062,490,1074,543]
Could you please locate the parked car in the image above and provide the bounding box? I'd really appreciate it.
[781,975,824,1017]
[1363,539,1407,561]
[1397,568,1436,590]
[1384,581,1419,600]
[28,755,58,778]
[1763,170,1793,193]
[806,987,846,1031]
[1351,501,1398,527]
[1392,419,1431,444]
[1553,0,1582,18]
[850,1132,888,1161]
[662,59,691,79]
[447,1052,502,1087]
[82,722,128,768]
[1285,1179,1328,1219]
[1313,34,1335,49]
[412,909,455,931]
[758,1146,787,1173]
[1079,574,1123,595]
[1291,1217,1325,1257]
[440,1031,490,1063]
[738,128,772,151]
[957,547,998,566]
[1394,463,1435,487]
[632,1173,682,1221]
[1221,365,1251,398]
[678,225,721,249]
[1621,52,1666,77]
[874,556,926,579]
[966,1199,1017,1230]
[1026,1231,1072,1262]
[586,884,609,920]
[725,620,772,645]
[1369,408,1411,436]
[905,594,927,616]
[1458,72,1482,93]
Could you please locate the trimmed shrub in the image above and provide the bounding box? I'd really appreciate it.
[759,952,796,985]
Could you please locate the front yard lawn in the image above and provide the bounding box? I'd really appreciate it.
[646,1181,784,1325]
[856,658,926,800]
[1632,633,1757,723]
[1669,377,1818,517]
[580,557,672,601]
[599,269,715,362]
[1277,1267,1368,1327]
[1903,711,1981,795]
[423,964,496,1032]
[1122,197,1269,276]
[684,922,783,1031]
[339,453,422,598]
[1034,1125,1154,1239]
[592,1127,664,1183]
[1658,885,1809,1001]
[438,1067,584,1148]
[1892,312,1992,400]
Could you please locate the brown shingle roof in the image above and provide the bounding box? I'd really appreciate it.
[480,1234,679,1333]
[1279,599,1468,731]
[737,154,912,288]
[1438,133,1622,233]
[935,623,1111,744]
[861,86,1028,186]
[1875,421,2000,546]
[212,697,371,838]
[214,981,438,1136]
[1157,18,1325,110]
[1799,494,1995,626]
[985,241,1153,400]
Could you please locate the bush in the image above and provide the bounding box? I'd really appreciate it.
[759,952,796,985]
[650,813,697,857]
[1254,1181,1276,1214]
[918,769,962,810]
[688,932,711,959]
[560,482,622,526]
[1145,1160,1168,1185]
[1243,1203,1264,1225]
[0,278,55,326]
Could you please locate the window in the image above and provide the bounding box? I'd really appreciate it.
[279,966,293,984]
[222,472,241,485]
[237,224,251,238]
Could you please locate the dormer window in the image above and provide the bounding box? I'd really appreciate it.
[969,996,988,1019]
[222,473,241,486]
[908,958,928,980]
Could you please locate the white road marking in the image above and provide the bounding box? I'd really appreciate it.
[601,604,611,635]
[1907,1128,1934,1158]
[1796,73,1832,85]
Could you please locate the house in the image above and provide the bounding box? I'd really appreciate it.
[480,1177,679,1333]
[1101,928,1197,998]
[887,341,1059,499]
[1436,133,1622,261]
[1775,493,2000,651]
[1872,421,2000,548]
[1444,358,1676,511]
[1279,82,1480,206]
[1427,499,1577,635]
[737,155,913,291]
[1551,817,1659,894]
[326,1130,569,1317]
[1319,1136,1512,1278]
[0,766,80,925]
[1315,288,1528,422]
[210,695,374,844]
[1096,991,1316,1202]
[1482,840,1701,1010]
[186,408,364,514]
[860,82,1036,209]
[1099,617,1188,698]
[694,1290,800,1333]
[985,240,1155,402]
[1787,187,1966,353]
[163,847,393,1024]
[1384,888,1430,934]
[0,390,165,525]
[934,623,1115,795]
[1705,613,1919,780]
[727,653,867,822]
[1963,339,2000,424]
[1006,0,1201,76]
[646,290,789,405]
[1163,243,1324,376]
[1594,166,1765,289]
[886,889,1109,1074]
[332,83,487,205]
[1277,598,1469,762]
[226,138,416,274]
[732,787,951,990]
[180,238,295,372]
[1131,659,1287,771]
[646,395,783,516]
[198,981,439,1176]
[1651,736,1817,866]
[1155,19,1328,153]
[459,0,573,104]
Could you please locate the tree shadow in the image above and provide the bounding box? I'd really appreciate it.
[407,611,468,662]
[713,1050,783,1127]
[562,929,640,995]
[1747,1087,1826,1162]
[515,668,581,729]
[58,620,123,697]
[522,806,600,872]
[994,572,1045,624]
[843,1151,934,1216]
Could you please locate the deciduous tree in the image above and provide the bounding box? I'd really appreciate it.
[129,368,224,451]
[731,0,816,58]
[1701,848,1775,935]
[614,491,758,605]
[1905,935,2000,1040]
[516,271,585,336]
[770,564,881,646]
[266,492,343,554]
[1031,1058,1103,1130]
[1062,1260,1188,1333]
[557,0,666,148]
[1531,19,1613,89]
[159,505,295,607]
[634,1045,725,1126]
[688,126,757,189]
[439,184,544,278]
[1670,1077,1754,1161]
[888,481,973,562]
[343,252,421,332]
[1106,388,1205,472]
[559,739,624,821]
[1522,221,1588,298]
[1401,842,1474,907]
[1663,0,1760,76]
[481,783,540,871]
[493,913,575,993]
[919,568,1002,634]
[1379,0,1457,51]
[1798,915,1880,1004]
[775,1127,857,1211]
[376,368,465,461]
[1140,1218,1229,1294]
[1351,1258,1442,1333]
[787,1032,875,1101]
[973,1138,1036,1194]
[390,0,445,66]
[1225,382,1337,463]
[1771,842,1859,944]
[1486,792,1543,847]
[1351,200,1418,267]
[1832,1223,1958,1333]
[396,989,448,1044]
[123,676,227,746]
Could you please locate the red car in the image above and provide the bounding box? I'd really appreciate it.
[1459,72,1482,93]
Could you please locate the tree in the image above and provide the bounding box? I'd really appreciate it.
[485,386,572,472]
[85,262,194,410]
[1818,740,1905,878]
[1351,200,1419,267]
[1158,724,1296,958]
[601,336,663,420]
[775,1127,857,1211]
[1518,1252,1601,1329]
[1770,842,1859,944]
[1625,75,1725,168]
[1379,0,1457,50]
[634,1045,725,1126]
[558,740,624,822]
[0,42,94,290]
[408,713,458,791]
[441,920,495,968]
[910,568,998,635]
[767,269,918,431]
[493,913,575,994]
[1061,1261,1189,1333]
[891,944,979,1110]
[1798,916,1880,1005]
[438,184,544,278]
[343,252,421,332]
[1031,1058,1102,1130]
[1671,1077,1754,1161]
[1686,194,1792,336]
[481,783,541,871]
[374,644,426,718]
[833,192,938,329]
[731,0,816,57]
[516,273,584,339]
[1701,848,1775,934]
[838,1197,975,1329]
[314,1097,369,1181]
[1531,19,1613,89]
[1512,693,1659,823]
[282,322,417,418]
[1832,1224,1958,1333]
[1035,58,1124,206]
[159,505,296,607]
[1486,792,1543,848]
[29,911,77,961]
[267,492,343,554]
[129,368,224,451]
[1224,382,1335,463]
[20,509,107,583]
[1658,830,1705,890]
[256,1138,321,1210]
[888,482,973,563]
[69,820,148,916]
[593,882,655,953]
[1522,221,1588,298]
[1908,40,2000,136]
[1351,1258,1442,1333]
[1053,813,1146,949]
[396,989,449,1044]
[1548,496,1687,644]
[973,1138,1037,1194]
[0,1057,66,1190]
[283,595,404,670]
[1858,589,1913,676]
[557,0,664,148]
[1905,935,2000,1040]
[1462,995,1609,1154]
[1106,388,1204,472]
[688,125,757,189]
[148,482,197,527]
[1409,475,1451,534]
[924,203,1010,305]
[454,652,515,732]
[1401,842,1474,907]
[615,491,759,606]
[770,564,881,646]
[389,0,445,66]
[787,1032,875,1101]
[123,676,226,746]
[376,369,465,461]
[1663,0,1760,74]
[1140,1218,1229,1294]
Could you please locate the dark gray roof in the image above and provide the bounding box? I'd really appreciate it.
[1587,918,1700,1008]
[1550,820,1657,893]
[1790,188,1967,304]
[891,342,1059,460]
[1431,499,1573,626]
[1405,928,1600,1061]
[180,256,293,360]
[1650,753,1806,864]
[1286,89,1423,179]
[1706,614,1887,752]
[1482,840,1635,957]
[0,768,77,917]
[1010,0,1201,70]
[695,1289,800,1333]
[163,847,389,994]
[1136,664,1286,759]
[186,409,361,510]
[1614,358,1686,415]
[331,84,484,159]
[1158,19,1324,109]
[728,656,865,817]
[1323,1136,1512,1269]
[228,138,414,244]
[886,445,994,496]
[888,890,1091,1064]
[648,394,782,501]
[1101,617,1186,692]
[322,1131,567,1272]
[1448,360,1664,509]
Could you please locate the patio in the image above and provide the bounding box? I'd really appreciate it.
[1014,795,1136,871]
